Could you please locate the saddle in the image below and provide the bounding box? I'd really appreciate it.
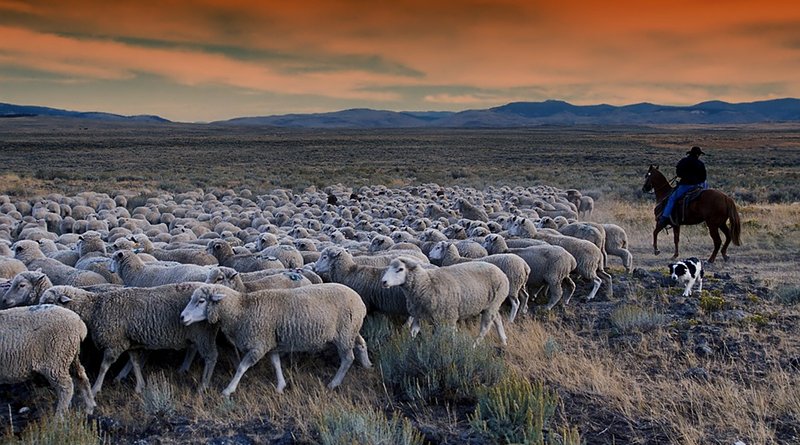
[656,186,706,226]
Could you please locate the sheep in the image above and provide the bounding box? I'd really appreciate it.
[206,239,281,272]
[428,241,530,322]
[565,190,594,219]
[131,234,218,266]
[531,231,612,301]
[454,198,489,222]
[381,256,509,345]
[0,304,95,415]
[180,283,371,396]
[0,256,27,280]
[557,222,608,270]
[13,240,108,287]
[481,234,577,311]
[314,246,410,316]
[206,266,311,293]
[110,250,210,287]
[39,283,219,395]
[1,270,53,309]
[257,244,304,269]
[602,223,633,273]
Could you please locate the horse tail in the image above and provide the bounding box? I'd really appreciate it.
[728,197,742,246]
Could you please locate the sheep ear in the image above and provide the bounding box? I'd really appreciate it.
[59,294,72,303]
[34,274,47,285]
[214,243,221,250]
[210,292,226,302]
[230,271,239,279]
[78,235,84,241]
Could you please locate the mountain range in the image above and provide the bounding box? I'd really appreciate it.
[3,98,800,128]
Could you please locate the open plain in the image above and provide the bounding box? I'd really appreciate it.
[1,119,799,444]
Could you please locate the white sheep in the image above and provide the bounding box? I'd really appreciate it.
[0,304,96,415]
[13,240,108,287]
[39,283,219,395]
[381,256,509,345]
[206,239,282,272]
[1,270,53,308]
[602,223,633,273]
[481,234,577,311]
[428,241,530,322]
[180,283,371,396]
[315,246,410,316]
[205,266,311,292]
[531,231,612,301]
[110,250,210,287]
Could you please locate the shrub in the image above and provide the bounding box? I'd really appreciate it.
[610,304,667,333]
[773,285,800,305]
[470,373,580,445]
[5,412,107,444]
[140,371,176,417]
[317,405,424,445]
[699,293,726,312]
[378,329,507,404]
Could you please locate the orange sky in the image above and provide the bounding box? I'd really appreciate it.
[1,0,799,121]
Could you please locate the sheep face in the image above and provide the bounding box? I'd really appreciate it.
[427,241,448,261]
[381,258,416,288]
[182,286,225,325]
[205,267,237,285]
[369,236,389,252]
[314,247,344,274]
[1,272,48,309]
[38,286,75,305]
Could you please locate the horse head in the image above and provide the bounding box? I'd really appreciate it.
[642,164,659,193]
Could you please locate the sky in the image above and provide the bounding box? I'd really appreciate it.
[1,0,799,122]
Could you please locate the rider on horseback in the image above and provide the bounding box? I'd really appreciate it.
[659,146,708,226]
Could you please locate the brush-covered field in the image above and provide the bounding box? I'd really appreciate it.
[1,118,799,444]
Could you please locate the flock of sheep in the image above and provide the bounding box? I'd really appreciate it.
[0,184,632,416]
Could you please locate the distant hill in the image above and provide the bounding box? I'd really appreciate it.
[0,103,170,123]
[3,98,800,127]
[219,98,800,128]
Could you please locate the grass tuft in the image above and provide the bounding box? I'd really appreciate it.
[470,372,580,445]
[4,412,107,445]
[317,404,424,445]
[378,329,507,404]
[610,304,667,333]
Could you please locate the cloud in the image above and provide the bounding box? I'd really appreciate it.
[0,25,409,101]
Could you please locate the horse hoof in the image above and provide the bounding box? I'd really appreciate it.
[707,258,715,264]
[654,250,660,256]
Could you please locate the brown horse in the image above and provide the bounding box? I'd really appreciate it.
[642,164,741,263]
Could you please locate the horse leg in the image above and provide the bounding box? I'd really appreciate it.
[707,224,722,263]
[718,223,732,261]
[672,225,681,259]
[652,222,664,255]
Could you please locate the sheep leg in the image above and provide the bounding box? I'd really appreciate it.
[544,279,563,311]
[129,351,146,394]
[586,275,602,301]
[114,352,149,383]
[507,292,520,323]
[409,317,421,338]
[198,345,218,392]
[44,370,73,416]
[114,359,133,383]
[328,346,355,390]
[92,350,121,396]
[600,269,613,298]
[223,348,264,397]
[519,286,531,316]
[269,351,287,394]
[354,335,372,368]
[72,354,96,415]
[493,314,508,346]
[562,277,576,305]
[178,346,197,373]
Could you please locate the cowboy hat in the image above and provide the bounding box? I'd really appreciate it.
[686,146,705,156]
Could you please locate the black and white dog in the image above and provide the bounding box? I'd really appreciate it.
[669,257,704,297]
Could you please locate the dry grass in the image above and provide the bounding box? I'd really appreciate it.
[2,123,800,443]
